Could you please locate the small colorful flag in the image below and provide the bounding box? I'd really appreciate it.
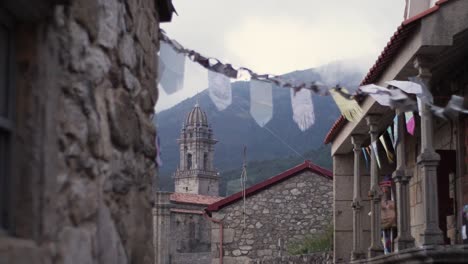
[379,135,394,163]
[362,148,369,170]
[405,112,415,135]
[371,141,382,169]
[330,87,363,122]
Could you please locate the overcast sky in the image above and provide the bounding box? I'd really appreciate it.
[156,0,406,112]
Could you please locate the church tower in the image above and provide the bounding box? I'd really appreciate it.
[174,104,219,196]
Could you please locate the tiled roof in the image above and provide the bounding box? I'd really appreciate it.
[205,160,332,213]
[323,0,452,144]
[170,192,223,206]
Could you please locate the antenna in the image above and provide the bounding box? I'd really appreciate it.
[241,145,247,229]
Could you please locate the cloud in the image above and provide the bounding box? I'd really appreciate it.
[156,0,406,112]
[225,16,380,75]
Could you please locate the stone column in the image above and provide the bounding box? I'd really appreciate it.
[366,115,384,258]
[414,58,444,245]
[392,110,415,251]
[351,135,366,260]
[154,192,173,264]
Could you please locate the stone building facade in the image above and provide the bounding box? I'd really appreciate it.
[324,0,468,263]
[154,105,223,264]
[206,161,333,264]
[0,0,174,263]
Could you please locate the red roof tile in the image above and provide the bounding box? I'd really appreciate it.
[205,160,332,213]
[323,0,453,144]
[170,193,223,206]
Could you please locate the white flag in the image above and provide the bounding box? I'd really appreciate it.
[208,70,232,111]
[250,80,273,127]
[290,89,315,131]
[158,42,185,94]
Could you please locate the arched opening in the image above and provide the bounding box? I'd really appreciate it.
[203,152,208,170]
[187,153,192,169]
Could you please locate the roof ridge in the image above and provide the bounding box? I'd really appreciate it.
[205,160,332,212]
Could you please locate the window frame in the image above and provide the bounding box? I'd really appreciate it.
[0,7,15,234]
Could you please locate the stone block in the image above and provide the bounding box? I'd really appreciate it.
[334,231,353,263]
[223,256,251,264]
[107,89,140,150]
[71,0,99,40]
[119,34,137,68]
[0,237,50,264]
[334,175,354,201]
[257,249,272,257]
[223,228,235,243]
[58,227,93,264]
[333,154,354,176]
[96,0,121,49]
[334,200,353,231]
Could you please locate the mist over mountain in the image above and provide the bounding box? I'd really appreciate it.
[155,62,365,193]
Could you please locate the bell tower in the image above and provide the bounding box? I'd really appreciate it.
[174,104,219,196]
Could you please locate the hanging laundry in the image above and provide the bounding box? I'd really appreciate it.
[208,70,232,111]
[405,112,415,135]
[379,135,394,163]
[290,88,315,131]
[371,141,382,169]
[330,87,362,122]
[362,148,369,170]
[158,42,185,94]
[366,147,372,161]
[250,80,273,127]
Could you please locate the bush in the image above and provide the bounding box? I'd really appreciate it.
[287,225,334,255]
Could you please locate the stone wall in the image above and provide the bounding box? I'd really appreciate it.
[250,252,332,264]
[211,171,332,263]
[1,0,165,263]
[171,210,212,263]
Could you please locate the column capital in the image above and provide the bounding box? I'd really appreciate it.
[392,169,412,183]
[351,199,362,209]
[413,56,434,78]
[417,151,440,164]
[351,134,366,147]
[366,115,381,135]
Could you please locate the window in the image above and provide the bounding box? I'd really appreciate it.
[203,152,208,170]
[187,153,192,169]
[0,11,13,232]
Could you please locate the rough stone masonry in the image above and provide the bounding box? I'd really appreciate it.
[0,0,172,263]
[209,168,333,264]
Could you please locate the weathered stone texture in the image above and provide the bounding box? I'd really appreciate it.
[211,171,333,262]
[250,251,332,264]
[3,0,163,264]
